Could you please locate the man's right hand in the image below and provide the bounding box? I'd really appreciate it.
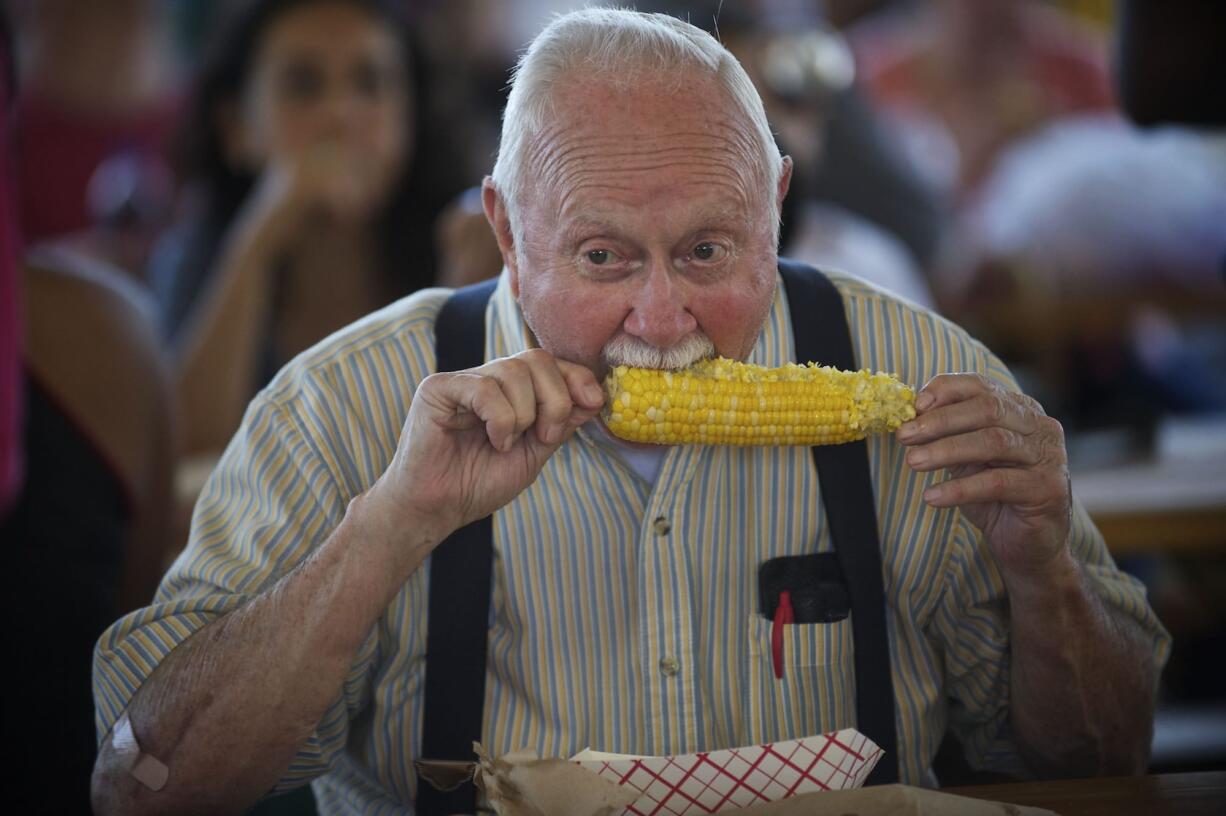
[367,348,606,548]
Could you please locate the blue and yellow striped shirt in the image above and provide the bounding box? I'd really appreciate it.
[93,270,1169,813]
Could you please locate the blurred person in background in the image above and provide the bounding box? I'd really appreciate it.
[850,0,1226,435]
[3,8,173,812]
[5,0,182,277]
[5,248,174,814]
[960,114,1226,429]
[150,0,465,460]
[849,0,1113,208]
[1,5,21,518]
[845,0,1114,322]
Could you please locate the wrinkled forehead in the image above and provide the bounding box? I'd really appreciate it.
[521,74,772,216]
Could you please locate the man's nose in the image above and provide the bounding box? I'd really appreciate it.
[623,261,698,349]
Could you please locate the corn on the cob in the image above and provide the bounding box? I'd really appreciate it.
[602,357,915,446]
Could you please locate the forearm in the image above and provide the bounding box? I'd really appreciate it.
[1006,553,1157,778]
[91,490,441,815]
[118,371,175,612]
[175,218,279,455]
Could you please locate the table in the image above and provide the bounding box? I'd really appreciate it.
[946,771,1226,816]
[1069,417,1226,555]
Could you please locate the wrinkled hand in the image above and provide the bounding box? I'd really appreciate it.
[377,349,606,542]
[897,374,1072,578]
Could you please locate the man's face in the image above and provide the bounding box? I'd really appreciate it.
[493,75,789,378]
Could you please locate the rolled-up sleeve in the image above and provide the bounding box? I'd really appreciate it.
[92,377,380,791]
[927,343,1171,776]
[930,494,1171,776]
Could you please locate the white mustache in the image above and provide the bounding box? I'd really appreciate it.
[601,333,715,370]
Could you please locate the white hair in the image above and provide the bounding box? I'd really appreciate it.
[490,7,783,240]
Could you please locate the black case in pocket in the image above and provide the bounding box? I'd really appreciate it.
[758,553,851,623]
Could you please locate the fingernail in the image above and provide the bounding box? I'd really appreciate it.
[923,485,942,503]
[916,393,935,411]
[545,425,561,445]
[898,421,918,441]
[585,384,606,404]
[908,449,928,468]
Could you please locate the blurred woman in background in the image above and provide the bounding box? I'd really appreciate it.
[850,0,1113,205]
[151,0,463,457]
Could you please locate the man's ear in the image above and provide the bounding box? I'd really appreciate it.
[482,177,519,296]
[776,155,794,216]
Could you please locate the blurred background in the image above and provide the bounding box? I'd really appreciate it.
[1,0,1222,812]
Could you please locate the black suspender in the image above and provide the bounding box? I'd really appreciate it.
[417,279,498,816]
[417,264,898,814]
[778,259,900,784]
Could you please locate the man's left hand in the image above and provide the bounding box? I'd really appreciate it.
[897,373,1072,580]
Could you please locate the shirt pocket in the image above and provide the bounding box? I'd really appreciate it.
[743,614,857,744]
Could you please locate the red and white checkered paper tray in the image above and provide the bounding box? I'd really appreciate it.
[570,729,883,815]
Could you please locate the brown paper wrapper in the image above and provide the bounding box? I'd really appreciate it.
[473,743,639,816]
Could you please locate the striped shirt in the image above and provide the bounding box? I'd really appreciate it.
[93,269,1170,813]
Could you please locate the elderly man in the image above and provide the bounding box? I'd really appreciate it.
[91,9,1167,815]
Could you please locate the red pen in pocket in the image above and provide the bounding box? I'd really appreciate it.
[771,590,794,680]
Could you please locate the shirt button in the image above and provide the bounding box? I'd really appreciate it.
[652,516,671,536]
[659,656,680,677]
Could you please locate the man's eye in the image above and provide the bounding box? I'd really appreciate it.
[691,242,726,262]
[587,249,614,265]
